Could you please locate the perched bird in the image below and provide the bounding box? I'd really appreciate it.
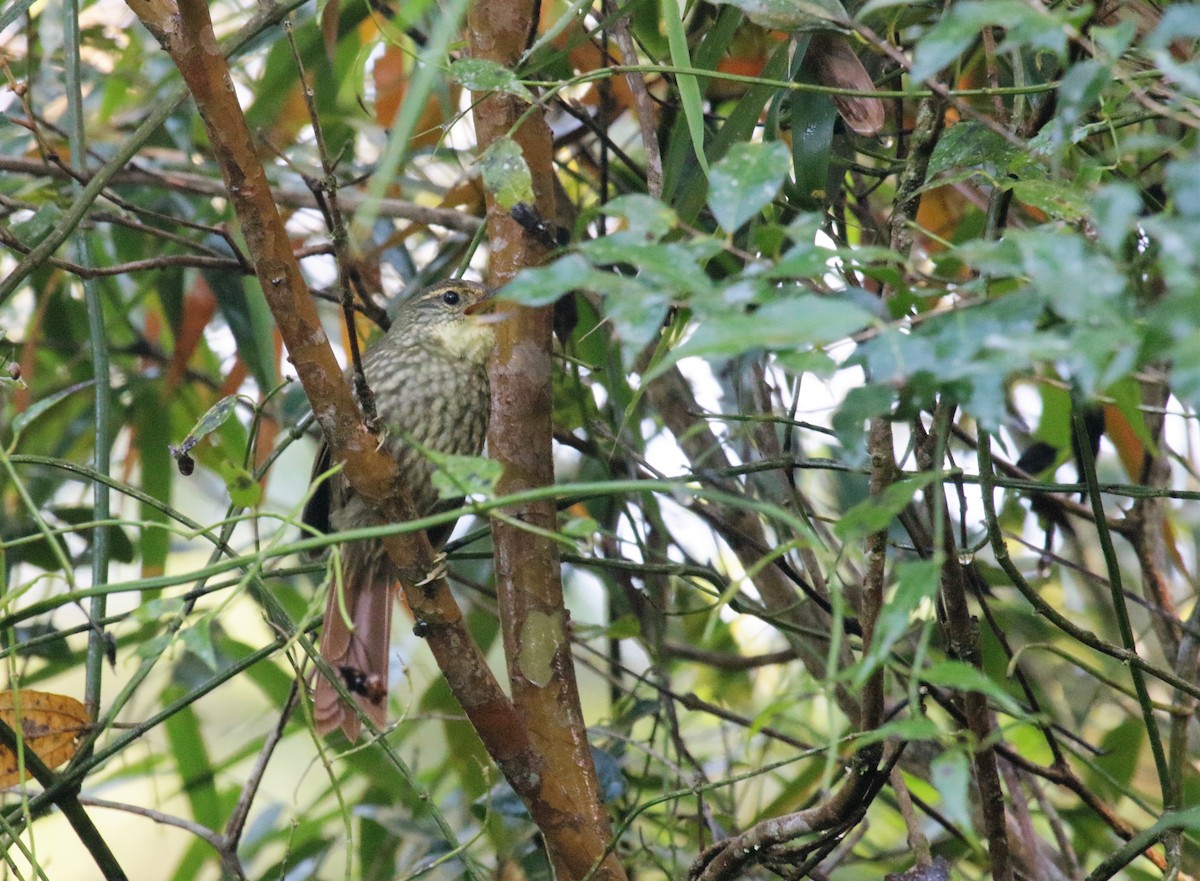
[304,279,495,741]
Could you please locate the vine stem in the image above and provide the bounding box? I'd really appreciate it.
[64,0,110,721]
[1070,405,1172,803]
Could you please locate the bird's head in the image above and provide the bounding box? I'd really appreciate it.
[392,279,497,364]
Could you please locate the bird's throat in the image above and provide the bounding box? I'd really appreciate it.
[429,320,495,365]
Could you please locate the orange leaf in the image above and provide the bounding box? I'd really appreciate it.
[219,356,250,397]
[0,690,90,788]
[166,275,219,394]
[916,185,968,250]
[1104,403,1190,578]
[373,44,458,146]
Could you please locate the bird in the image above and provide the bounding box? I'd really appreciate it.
[303,279,495,741]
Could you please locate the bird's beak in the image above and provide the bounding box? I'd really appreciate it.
[464,286,500,316]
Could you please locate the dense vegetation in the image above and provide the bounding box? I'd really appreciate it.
[2,0,1200,878]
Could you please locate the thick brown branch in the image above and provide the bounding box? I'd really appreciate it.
[466,2,627,879]
[123,0,554,849]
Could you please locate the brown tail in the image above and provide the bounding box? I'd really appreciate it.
[314,551,395,741]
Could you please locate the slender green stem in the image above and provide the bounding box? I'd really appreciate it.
[976,433,1200,702]
[64,0,110,719]
[1070,404,1172,805]
[1084,806,1200,881]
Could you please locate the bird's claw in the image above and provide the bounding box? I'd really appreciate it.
[415,552,447,589]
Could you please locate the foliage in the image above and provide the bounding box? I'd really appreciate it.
[2,0,1200,878]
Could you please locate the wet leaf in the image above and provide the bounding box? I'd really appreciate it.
[926,121,1022,179]
[450,58,533,102]
[708,140,792,233]
[480,137,534,210]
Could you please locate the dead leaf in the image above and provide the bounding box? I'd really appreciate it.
[807,33,884,136]
[0,690,90,788]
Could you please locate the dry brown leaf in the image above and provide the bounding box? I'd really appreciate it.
[0,690,90,789]
[807,33,884,137]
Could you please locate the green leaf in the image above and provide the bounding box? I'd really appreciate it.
[179,620,219,671]
[1148,4,1200,50]
[219,463,262,508]
[707,141,792,233]
[707,0,849,33]
[661,0,709,176]
[1089,717,1144,797]
[1104,376,1152,456]
[429,453,503,499]
[449,58,533,102]
[852,716,942,747]
[926,121,1021,180]
[204,265,279,392]
[682,294,869,358]
[775,348,837,376]
[931,749,974,836]
[834,474,940,541]
[920,660,1023,716]
[603,615,643,640]
[172,395,240,458]
[480,137,535,210]
[831,383,896,465]
[9,203,64,246]
[1055,60,1111,130]
[1090,182,1142,251]
[852,290,1048,430]
[579,239,720,300]
[911,1,1063,82]
[1030,382,1072,456]
[1167,156,1200,217]
[789,82,836,204]
[162,692,222,828]
[1015,230,1123,320]
[1006,178,1088,221]
[136,632,172,659]
[11,379,97,439]
[560,514,599,538]
[504,254,597,306]
[133,383,172,572]
[602,194,678,242]
[850,559,940,687]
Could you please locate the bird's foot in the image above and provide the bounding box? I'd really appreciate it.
[415,553,447,592]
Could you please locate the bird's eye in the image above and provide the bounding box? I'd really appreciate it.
[440,290,461,307]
